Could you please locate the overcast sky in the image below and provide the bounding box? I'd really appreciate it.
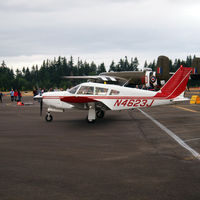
[0,0,200,71]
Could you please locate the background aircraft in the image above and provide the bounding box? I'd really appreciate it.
[63,56,200,89]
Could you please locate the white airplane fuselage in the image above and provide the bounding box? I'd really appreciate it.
[42,82,171,111]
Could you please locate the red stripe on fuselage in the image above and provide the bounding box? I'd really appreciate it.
[58,95,168,104]
[43,95,168,102]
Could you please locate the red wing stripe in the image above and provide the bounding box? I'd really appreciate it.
[58,96,168,104]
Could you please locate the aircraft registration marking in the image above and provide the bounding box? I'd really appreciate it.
[114,99,154,107]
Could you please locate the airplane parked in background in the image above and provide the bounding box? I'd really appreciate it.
[35,66,192,123]
[63,56,200,89]
[63,56,172,89]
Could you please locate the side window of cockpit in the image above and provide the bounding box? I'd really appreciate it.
[95,87,108,95]
[77,86,94,95]
[68,85,80,94]
[109,89,120,95]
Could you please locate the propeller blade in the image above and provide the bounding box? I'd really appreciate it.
[40,98,43,116]
[33,95,43,116]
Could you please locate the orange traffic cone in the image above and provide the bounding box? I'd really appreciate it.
[17,101,24,106]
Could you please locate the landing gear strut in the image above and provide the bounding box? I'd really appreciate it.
[87,103,96,123]
[87,118,96,123]
[45,112,53,122]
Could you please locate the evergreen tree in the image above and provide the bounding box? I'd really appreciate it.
[109,61,116,72]
[124,56,129,71]
[144,60,148,68]
[97,63,106,74]
[131,57,139,71]
[1,55,200,91]
[1,60,7,68]
[0,61,14,90]
[186,55,192,67]
[148,60,155,71]
[90,62,97,75]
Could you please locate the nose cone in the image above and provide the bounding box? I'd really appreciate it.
[33,94,43,99]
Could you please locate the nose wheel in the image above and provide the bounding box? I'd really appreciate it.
[45,112,53,122]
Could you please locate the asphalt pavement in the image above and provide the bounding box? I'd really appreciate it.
[0,94,200,200]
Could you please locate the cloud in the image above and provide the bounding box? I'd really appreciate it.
[0,0,200,70]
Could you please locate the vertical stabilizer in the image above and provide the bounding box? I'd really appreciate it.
[155,66,191,99]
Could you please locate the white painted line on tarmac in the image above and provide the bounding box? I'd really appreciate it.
[137,108,200,160]
[184,138,200,143]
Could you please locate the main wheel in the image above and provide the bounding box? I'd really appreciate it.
[45,114,53,122]
[96,110,104,118]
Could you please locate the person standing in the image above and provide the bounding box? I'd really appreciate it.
[10,89,14,102]
[37,88,42,96]
[17,90,22,102]
[14,90,18,101]
[33,89,37,96]
[0,92,3,103]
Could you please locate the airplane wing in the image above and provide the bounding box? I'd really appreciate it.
[62,75,118,82]
[63,71,146,86]
[100,71,145,80]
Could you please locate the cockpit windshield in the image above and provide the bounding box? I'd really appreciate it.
[68,85,80,94]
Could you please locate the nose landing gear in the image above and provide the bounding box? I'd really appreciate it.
[45,112,53,122]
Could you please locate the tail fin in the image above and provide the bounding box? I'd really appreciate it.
[155,66,192,99]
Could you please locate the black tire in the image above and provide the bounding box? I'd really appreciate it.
[45,114,53,122]
[96,110,104,118]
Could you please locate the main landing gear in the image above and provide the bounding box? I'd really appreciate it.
[45,112,53,122]
[96,109,105,119]
[87,103,96,123]
[86,103,105,123]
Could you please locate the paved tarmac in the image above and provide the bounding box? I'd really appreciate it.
[0,92,200,200]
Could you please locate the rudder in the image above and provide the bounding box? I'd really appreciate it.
[155,66,192,99]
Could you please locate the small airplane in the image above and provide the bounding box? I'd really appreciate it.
[34,66,192,123]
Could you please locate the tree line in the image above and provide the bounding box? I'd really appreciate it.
[0,55,198,91]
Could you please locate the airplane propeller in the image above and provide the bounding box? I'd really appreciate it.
[33,95,43,116]
[40,98,43,116]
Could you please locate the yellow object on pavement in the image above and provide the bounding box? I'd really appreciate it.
[190,95,200,104]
